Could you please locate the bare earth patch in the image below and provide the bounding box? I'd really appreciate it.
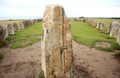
[0,41,120,78]
[95,42,111,48]
[73,41,120,78]
[0,42,41,78]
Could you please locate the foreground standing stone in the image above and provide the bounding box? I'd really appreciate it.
[41,5,73,78]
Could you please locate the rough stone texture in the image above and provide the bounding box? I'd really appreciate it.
[96,22,100,29]
[41,5,73,78]
[107,23,112,33]
[0,25,8,43]
[100,22,104,31]
[94,21,97,27]
[13,23,19,32]
[19,22,25,30]
[110,21,120,38]
[116,28,120,45]
[7,24,15,35]
[0,25,4,43]
[4,24,9,39]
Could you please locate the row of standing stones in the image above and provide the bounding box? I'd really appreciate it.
[74,18,120,46]
[0,19,42,47]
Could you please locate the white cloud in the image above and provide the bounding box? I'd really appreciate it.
[0,0,120,19]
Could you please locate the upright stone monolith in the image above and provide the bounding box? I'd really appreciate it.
[100,22,104,31]
[0,25,8,45]
[109,21,120,38]
[116,28,120,45]
[13,23,19,32]
[41,5,73,78]
[7,24,15,35]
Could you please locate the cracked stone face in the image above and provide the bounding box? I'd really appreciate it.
[41,5,73,78]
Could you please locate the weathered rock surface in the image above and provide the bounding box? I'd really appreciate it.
[19,22,25,30]
[0,25,8,45]
[13,23,19,32]
[41,5,73,78]
[100,22,104,31]
[116,28,120,45]
[109,21,120,38]
[7,24,15,35]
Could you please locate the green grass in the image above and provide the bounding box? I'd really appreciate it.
[6,22,42,49]
[38,71,45,78]
[0,20,21,24]
[71,21,120,51]
[89,18,120,33]
[0,53,4,60]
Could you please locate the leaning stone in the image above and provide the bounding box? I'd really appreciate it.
[41,5,73,78]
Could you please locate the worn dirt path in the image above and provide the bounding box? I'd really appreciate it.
[0,41,120,78]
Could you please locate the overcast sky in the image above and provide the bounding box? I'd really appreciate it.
[0,0,120,20]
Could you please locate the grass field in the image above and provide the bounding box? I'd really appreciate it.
[2,20,120,51]
[71,21,120,51]
[88,18,120,32]
[0,20,21,25]
[6,22,42,49]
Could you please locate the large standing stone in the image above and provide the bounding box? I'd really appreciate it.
[0,25,4,43]
[19,22,25,30]
[13,22,19,31]
[93,21,97,27]
[4,24,9,39]
[96,22,99,28]
[107,23,112,33]
[41,5,73,78]
[100,22,104,31]
[7,23,15,35]
[0,24,8,44]
[109,21,120,38]
[116,28,120,45]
